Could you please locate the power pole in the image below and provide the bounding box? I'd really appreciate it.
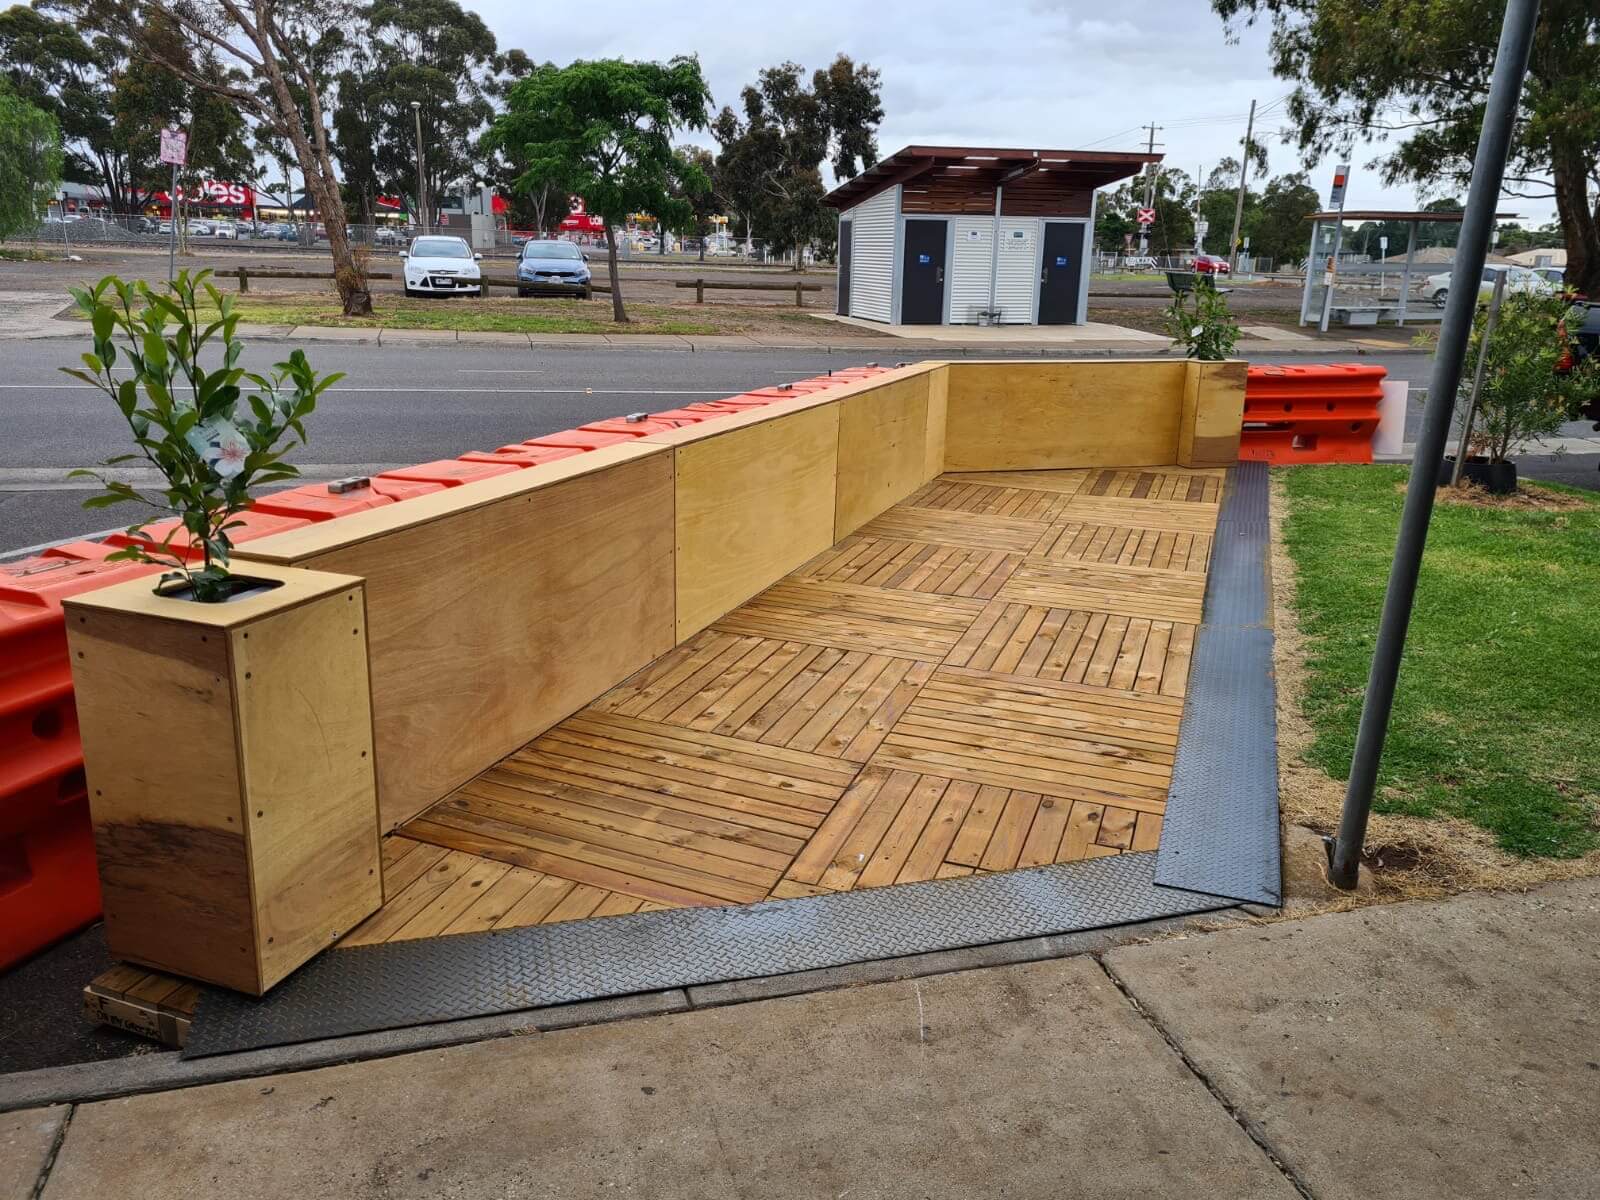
[1139,122,1162,255]
[1228,98,1256,272]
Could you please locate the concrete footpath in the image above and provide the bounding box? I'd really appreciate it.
[6,877,1595,1199]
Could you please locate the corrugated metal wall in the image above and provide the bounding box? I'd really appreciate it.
[949,217,995,324]
[994,218,1040,323]
[845,188,897,322]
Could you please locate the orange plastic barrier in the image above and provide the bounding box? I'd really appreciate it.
[251,481,396,523]
[376,459,521,487]
[368,477,447,502]
[523,429,641,451]
[580,415,702,436]
[0,553,160,968]
[458,444,585,468]
[105,510,315,560]
[1240,363,1386,465]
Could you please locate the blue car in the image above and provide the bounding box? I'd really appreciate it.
[516,239,592,299]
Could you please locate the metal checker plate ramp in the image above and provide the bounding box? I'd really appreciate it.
[185,852,1231,1058]
[1154,461,1282,906]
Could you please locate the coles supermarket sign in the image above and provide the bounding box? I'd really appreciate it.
[157,181,256,207]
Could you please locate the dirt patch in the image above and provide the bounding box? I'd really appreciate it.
[1267,470,1600,915]
[1402,479,1594,511]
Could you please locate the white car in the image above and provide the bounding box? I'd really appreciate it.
[1422,264,1554,309]
[400,235,482,296]
[212,222,237,239]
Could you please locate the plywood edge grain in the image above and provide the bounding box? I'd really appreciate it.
[62,561,365,629]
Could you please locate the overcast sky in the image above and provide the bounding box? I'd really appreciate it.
[471,0,1554,228]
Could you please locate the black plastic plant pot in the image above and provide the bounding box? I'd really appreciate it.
[1442,455,1518,495]
[153,575,286,604]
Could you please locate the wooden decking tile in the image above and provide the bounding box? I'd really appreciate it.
[1063,495,1221,534]
[801,536,1022,599]
[1082,468,1223,503]
[1030,522,1213,574]
[905,480,1074,523]
[854,506,1048,553]
[712,578,984,660]
[998,561,1208,624]
[939,469,1089,495]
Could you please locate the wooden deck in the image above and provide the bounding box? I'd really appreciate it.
[86,464,1225,1040]
[378,465,1221,929]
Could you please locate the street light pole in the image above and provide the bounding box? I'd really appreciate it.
[1326,0,1542,890]
[410,100,427,236]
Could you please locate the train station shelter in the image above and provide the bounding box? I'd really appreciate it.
[823,145,1161,327]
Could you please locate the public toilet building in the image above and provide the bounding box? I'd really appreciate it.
[823,145,1161,327]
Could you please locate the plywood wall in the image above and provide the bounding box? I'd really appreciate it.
[942,359,1189,470]
[665,403,841,641]
[834,372,938,539]
[1179,360,1248,468]
[243,451,677,831]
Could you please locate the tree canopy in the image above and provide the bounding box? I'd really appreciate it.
[487,56,712,321]
[1211,0,1600,294]
[712,55,882,265]
[0,79,62,238]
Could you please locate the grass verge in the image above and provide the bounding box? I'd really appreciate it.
[224,294,725,335]
[1277,464,1599,859]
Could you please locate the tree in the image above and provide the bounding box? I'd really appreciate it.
[672,145,718,260]
[1249,171,1320,265]
[0,81,62,238]
[712,55,882,268]
[489,58,711,321]
[1211,0,1600,296]
[84,0,374,315]
[365,0,499,227]
[0,3,179,214]
[480,50,571,234]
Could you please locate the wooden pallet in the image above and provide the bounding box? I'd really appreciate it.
[87,465,1226,1045]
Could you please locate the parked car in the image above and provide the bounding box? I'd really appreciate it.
[277,223,300,241]
[212,221,237,239]
[400,235,482,296]
[1192,253,1231,275]
[515,239,592,299]
[374,226,402,246]
[188,220,214,237]
[158,220,173,235]
[1532,266,1565,288]
[1422,264,1554,309]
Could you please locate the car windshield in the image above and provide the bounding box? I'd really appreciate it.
[522,241,582,260]
[410,237,472,259]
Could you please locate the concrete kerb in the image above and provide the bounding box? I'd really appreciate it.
[0,907,1244,1114]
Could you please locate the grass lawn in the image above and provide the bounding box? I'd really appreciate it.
[224,294,725,335]
[1279,465,1600,857]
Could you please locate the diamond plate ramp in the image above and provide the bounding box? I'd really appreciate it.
[185,852,1232,1058]
[1154,461,1281,906]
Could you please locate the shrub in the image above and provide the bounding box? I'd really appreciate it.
[64,270,342,601]
[1461,292,1600,463]
[1163,278,1240,360]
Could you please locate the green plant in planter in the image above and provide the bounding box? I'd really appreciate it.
[64,270,342,602]
[1163,278,1240,360]
[1459,292,1600,464]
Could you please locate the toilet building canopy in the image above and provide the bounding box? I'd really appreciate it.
[823,145,1162,216]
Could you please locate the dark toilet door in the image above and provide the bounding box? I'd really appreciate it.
[900,219,947,324]
[1038,221,1085,324]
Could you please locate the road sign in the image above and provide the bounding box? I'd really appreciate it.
[1380,236,1389,253]
[1135,207,1156,225]
[159,127,188,167]
[1328,163,1350,208]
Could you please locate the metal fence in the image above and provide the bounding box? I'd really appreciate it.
[12,213,801,266]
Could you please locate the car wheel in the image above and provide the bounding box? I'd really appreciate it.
[1433,289,1448,309]
[518,287,531,298]
[581,288,591,301]
[403,286,417,298]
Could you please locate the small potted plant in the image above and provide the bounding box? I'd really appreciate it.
[1450,291,1600,494]
[64,269,341,599]
[1164,276,1241,361]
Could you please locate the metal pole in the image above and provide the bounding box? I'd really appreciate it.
[1327,0,1541,890]
[1228,99,1255,273]
[1450,270,1508,485]
[1318,184,1349,333]
[1299,221,1320,325]
[411,101,426,235]
[167,161,177,282]
[1397,220,1418,326]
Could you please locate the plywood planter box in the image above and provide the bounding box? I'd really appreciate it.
[64,563,381,995]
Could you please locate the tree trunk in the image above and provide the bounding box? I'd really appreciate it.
[604,222,627,322]
[1551,146,1600,299]
[793,240,805,272]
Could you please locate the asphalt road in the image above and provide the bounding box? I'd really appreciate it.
[1,342,1591,555]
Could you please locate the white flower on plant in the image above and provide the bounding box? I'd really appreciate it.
[1191,326,1205,338]
[194,418,250,479]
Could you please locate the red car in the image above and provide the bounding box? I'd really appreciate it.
[1192,253,1231,275]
